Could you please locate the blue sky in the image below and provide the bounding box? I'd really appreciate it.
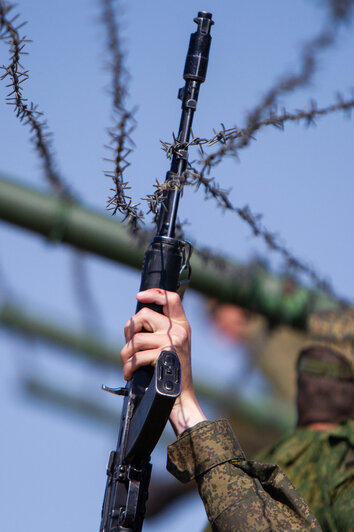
[0,1,353,531]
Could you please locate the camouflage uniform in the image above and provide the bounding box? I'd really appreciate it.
[255,307,354,531]
[256,420,354,531]
[167,419,321,531]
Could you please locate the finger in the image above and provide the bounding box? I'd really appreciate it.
[121,332,172,363]
[124,307,170,342]
[136,289,187,322]
[122,348,161,381]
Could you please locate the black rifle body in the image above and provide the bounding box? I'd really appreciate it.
[100,12,213,532]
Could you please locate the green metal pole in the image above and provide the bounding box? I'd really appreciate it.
[0,175,341,327]
[0,302,120,367]
[0,175,143,267]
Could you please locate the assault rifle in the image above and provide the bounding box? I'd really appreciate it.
[99,12,214,532]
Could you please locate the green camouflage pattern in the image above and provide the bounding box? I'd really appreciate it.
[257,420,354,531]
[304,307,354,365]
[297,354,353,380]
[167,420,321,531]
[308,308,354,343]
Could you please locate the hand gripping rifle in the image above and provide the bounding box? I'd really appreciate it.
[99,12,214,532]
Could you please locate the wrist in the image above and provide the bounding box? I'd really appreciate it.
[169,393,207,436]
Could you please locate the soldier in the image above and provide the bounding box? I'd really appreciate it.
[121,288,321,531]
[257,308,354,531]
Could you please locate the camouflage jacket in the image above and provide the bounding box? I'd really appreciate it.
[256,419,354,532]
[167,419,321,531]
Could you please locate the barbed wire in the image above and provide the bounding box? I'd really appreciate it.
[100,0,143,232]
[120,3,353,270]
[161,92,354,166]
[153,8,354,297]
[205,15,349,166]
[107,0,354,230]
[150,89,354,297]
[0,1,351,300]
[0,1,74,200]
[163,19,350,175]
[146,164,335,295]
[0,1,105,331]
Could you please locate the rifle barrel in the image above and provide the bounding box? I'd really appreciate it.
[157,12,213,238]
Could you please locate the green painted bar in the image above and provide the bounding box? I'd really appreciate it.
[0,175,341,327]
[0,303,120,367]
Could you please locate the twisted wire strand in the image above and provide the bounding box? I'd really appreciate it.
[162,9,352,173]
[154,91,354,297]
[0,2,105,331]
[203,20,346,169]
[156,166,335,295]
[161,93,354,167]
[0,1,74,200]
[100,0,143,232]
[154,7,354,298]
[1,2,350,300]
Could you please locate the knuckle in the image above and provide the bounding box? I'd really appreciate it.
[124,318,134,333]
[120,347,128,363]
[174,323,188,341]
[139,307,149,319]
[133,332,144,346]
[170,292,180,304]
[181,329,189,343]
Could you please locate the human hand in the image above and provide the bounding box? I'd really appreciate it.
[121,289,207,435]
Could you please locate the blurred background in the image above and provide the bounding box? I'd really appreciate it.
[0,0,353,530]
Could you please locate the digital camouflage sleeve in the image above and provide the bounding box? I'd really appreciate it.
[167,419,321,531]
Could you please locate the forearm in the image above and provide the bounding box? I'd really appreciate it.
[167,420,321,531]
[169,392,207,436]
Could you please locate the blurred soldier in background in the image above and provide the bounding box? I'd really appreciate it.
[257,308,354,531]
[206,301,250,342]
[202,305,353,532]
[205,301,270,404]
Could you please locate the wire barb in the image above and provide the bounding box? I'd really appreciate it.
[0,1,74,200]
[155,8,354,298]
[100,0,143,232]
[0,1,105,332]
[2,1,351,301]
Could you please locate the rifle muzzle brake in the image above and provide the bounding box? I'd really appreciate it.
[183,11,213,83]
